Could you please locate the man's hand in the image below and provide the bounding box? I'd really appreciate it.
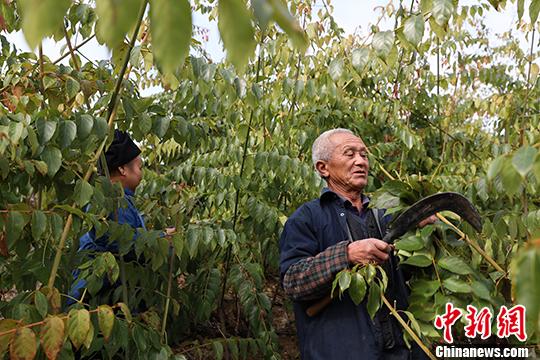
[165,227,176,236]
[347,238,393,265]
[418,214,438,228]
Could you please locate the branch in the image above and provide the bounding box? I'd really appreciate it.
[381,294,437,360]
[46,0,149,290]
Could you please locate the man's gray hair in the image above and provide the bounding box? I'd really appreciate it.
[311,128,354,167]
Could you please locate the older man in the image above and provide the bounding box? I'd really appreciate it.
[279,129,428,359]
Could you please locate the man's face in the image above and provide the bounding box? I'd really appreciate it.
[317,133,369,192]
[120,156,143,191]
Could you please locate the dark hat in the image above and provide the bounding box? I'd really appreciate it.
[104,130,141,171]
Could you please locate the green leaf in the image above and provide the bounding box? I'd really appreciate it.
[34,291,48,318]
[420,0,432,13]
[95,0,144,47]
[31,210,47,240]
[36,119,57,144]
[511,245,540,333]
[443,277,471,293]
[7,211,27,244]
[77,115,94,138]
[150,0,192,75]
[328,58,344,82]
[268,0,308,51]
[365,263,377,284]
[500,165,522,196]
[518,0,525,21]
[153,116,171,138]
[0,319,18,354]
[487,155,505,180]
[74,180,93,208]
[67,309,91,350]
[65,77,80,100]
[251,0,273,30]
[372,31,394,58]
[471,280,491,300]
[401,254,432,267]
[410,279,440,297]
[401,310,422,336]
[97,305,115,342]
[8,122,24,145]
[218,0,256,71]
[366,282,381,319]
[41,146,62,177]
[351,48,369,72]
[40,316,65,360]
[533,159,540,183]
[9,327,37,360]
[432,0,453,26]
[349,272,367,305]
[92,117,109,139]
[512,146,538,178]
[399,129,415,149]
[530,0,540,24]
[394,235,424,251]
[118,302,132,323]
[234,77,247,98]
[26,127,39,155]
[403,15,424,47]
[138,113,152,134]
[438,256,473,275]
[338,271,351,292]
[187,227,200,258]
[58,120,77,149]
[33,160,48,176]
[212,341,224,360]
[19,0,71,48]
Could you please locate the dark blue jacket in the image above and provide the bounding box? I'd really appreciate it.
[68,188,145,304]
[279,189,397,360]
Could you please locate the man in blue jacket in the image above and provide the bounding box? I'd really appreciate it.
[279,128,432,359]
[68,130,168,307]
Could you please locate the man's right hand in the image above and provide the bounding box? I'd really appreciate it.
[347,238,393,265]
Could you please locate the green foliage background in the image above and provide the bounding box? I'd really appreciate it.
[0,0,540,359]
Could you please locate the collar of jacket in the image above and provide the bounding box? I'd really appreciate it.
[319,187,370,210]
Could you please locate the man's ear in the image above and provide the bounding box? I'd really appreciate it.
[118,165,127,177]
[315,160,330,179]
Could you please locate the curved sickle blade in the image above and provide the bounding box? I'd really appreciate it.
[382,192,482,244]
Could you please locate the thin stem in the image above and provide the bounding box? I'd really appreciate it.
[381,294,437,360]
[53,35,95,65]
[219,31,266,309]
[161,248,175,341]
[0,304,118,337]
[435,213,506,275]
[63,25,80,71]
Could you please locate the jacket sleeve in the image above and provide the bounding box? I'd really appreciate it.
[279,208,350,301]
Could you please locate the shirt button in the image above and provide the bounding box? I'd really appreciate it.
[340,213,345,217]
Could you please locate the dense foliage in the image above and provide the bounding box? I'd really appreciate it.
[0,0,539,359]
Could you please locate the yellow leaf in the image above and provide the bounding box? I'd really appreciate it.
[97,305,115,342]
[40,316,65,360]
[9,327,37,360]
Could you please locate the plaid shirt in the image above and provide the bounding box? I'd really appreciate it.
[282,240,350,301]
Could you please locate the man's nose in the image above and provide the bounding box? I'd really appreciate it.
[353,154,368,165]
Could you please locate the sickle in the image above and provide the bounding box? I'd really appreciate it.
[306,192,482,317]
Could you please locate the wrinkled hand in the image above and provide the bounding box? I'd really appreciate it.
[347,238,393,265]
[418,214,438,228]
[165,227,176,236]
